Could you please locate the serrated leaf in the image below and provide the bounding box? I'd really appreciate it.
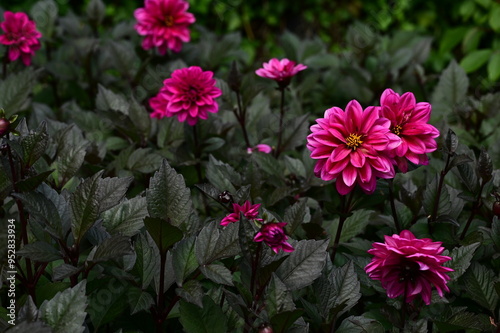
[195,221,240,265]
[200,264,233,286]
[102,196,147,237]
[334,315,384,333]
[21,122,48,167]
[30,0,58,38]
[144,217,183,254]
[96,84,129,114]
[86,0,105,23]
[0,68,38,117]
[127,148,163,173]
[5,321,52,333]
[133,233,160,289]
[445,129,458,154]
[276,239,328,290]
[284,156,306,178]
[463,263,499,312]
[146,160,193,229]
[457,162,479,194]
[17,296,38,323]
[39,280,87,333]
[52,264,83,281]
[179,296,228,333]
[70,171,103,243]
[173,237,198,286]
[460,49,492,73]
[87,278,127,329]
[127,288,154,315]
[432,60,469,119]
[15,170,54,193]
[477,149,493,183]
[266,274,295,318]
[205,155,241,193]
[423,176,452,217]
[89,235,132,263]
[129,96,150,134]
[17,241,62,262]
[447,154,472,171]
[97,176,132,213]
[284,199,310,235]
[177,280,204,308]
[281,114,310,152]
[444,242,480,280]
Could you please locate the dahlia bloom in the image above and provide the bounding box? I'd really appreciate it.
[0,11,41,66]
[378,89,440,172]
[247,144,272,154]
[149,66,222,125]
[253,222,294,253]
[306,100,401,195]
[221,201,261,226]
[134,0,195,54]
[365,230,453,305]
[255,58,307,88]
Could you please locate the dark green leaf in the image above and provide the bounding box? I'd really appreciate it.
[39,280,87,333]
[52,264,83,281]
[127,148,163,173]
[21,122,48,167]
[445,129,458,154]
[127,288,154,315]
[17,241,62,262]
[96,84,129,114]
[144,217,183,254]
[0,68,38,117]
[423,176,451,217]
[460,49,492,73]
[102,197,147,237]
[88,235,132,263]
[177,280,204,308]
[205,155,241,194]
[270,309,304,333]
[15,170,54,193]
[336,315,384,333]
[463,263,499,312]
[457,162,479,194]
[5,321,52,333]
[444,242,480,280]
[179,296,228,333]
[196,221,240,265]
[97,176,133,213]
[133,233,160,289]
[284,199,310,235]
[87,278,127,329]
[200,264,233,286]
[447,154,472,171]
[265,274,295,319]
[276,239,328,290]
[70,171,103,243]
[129,97,150,134]
[146,160,193,229]
[86,0,105,23]
[477,149,493,183]
[173,237,198,286]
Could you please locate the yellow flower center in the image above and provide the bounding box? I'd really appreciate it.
[165,15,174,27]
[392,125,403,136]
[345,133,363,150]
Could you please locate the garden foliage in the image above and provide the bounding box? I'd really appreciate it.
[0,0,500,332]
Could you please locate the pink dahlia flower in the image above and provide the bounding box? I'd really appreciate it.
[247,144,272,154]
[365,230,453,305]
[253,222,294,253]
[379,89,440,172]
[255,58,307,88]
[149,66,222,125]
[0,11,41,66]
[134,0,195,54]
[221,201,261,226]
[306,100,401,195]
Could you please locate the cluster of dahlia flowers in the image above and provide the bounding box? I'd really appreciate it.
[307,89,440,195]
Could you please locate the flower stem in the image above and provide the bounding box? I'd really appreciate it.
[330,192,354,263]
[387,179,402,232]
[460,181,486,240]
[429,152,452,231]
[235,90,251,148]
[274,87,286,158]
[192,124,203,183]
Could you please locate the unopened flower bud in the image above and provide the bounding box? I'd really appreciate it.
[493,201,500,217]
[0,118,10,137]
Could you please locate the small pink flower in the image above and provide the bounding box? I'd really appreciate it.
[221,201,261,226]
[255,58,307,88]
[365,230,453,305]
[306,100,401,195]
[253,222,294,253]
[247,144,272,154]
[378,89,440,172]
[0,11,41,66]
[149,66,222,125]
[134,0,195,54]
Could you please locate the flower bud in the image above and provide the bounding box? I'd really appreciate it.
[493,201,500,217]
[0,118,10,137]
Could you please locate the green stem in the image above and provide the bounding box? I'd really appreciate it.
[275,87,286,158]
[429,152,452,232]
[388,179,402,232]
[155,250,167,333]
[235,90,251,147]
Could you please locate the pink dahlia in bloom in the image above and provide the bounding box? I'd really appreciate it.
[149,66,222,125]
[255,58,307,88]
[247,144,272,154]
[378,89,440,172]
[253,222,294,253]
[365,230,453,305]
[0,11,41,66]
[221,201,261,226]
[306,100,401,195]
[134,0,195,54]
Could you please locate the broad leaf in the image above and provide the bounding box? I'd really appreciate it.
[173,237,198,286]
[179,296,228,333]
[444,242,480,280]
[266,274,295,318]
[88,235,132,263]
[284,199,310,235]
[463,263,499,312]
[39,280,87,333]
[127,288,154,315]
[97,176,133,213]
[144,217,183,254]
[102,196,147,237]
[200,264,233,286]
[17,241,62,262]
[133,233,160,289]
[336,316,384,333]
[21,122,48,167]
[196,221,240,265]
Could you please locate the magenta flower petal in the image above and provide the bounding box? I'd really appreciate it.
[307,100,401,195]
[255,58,307,88]
[379,89,440,172]
[134,0,195,54]
[220,201,261,226]
[0,11,41,66]
[149,66,222,125]
[253,222,294,253]
[365,230,453,305]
